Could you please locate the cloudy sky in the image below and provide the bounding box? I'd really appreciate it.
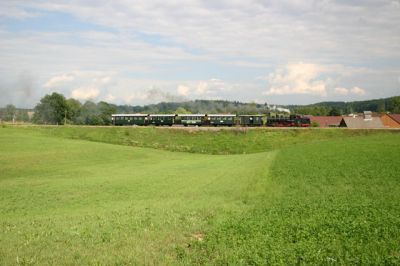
[1,0,400,107]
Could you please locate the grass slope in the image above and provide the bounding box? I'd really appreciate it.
[0,126,399,265]
[0,127,274,265]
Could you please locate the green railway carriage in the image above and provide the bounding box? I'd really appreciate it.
[178,114,205,126]
[239,115,264,126]
[149,114,176,126]
[207,114,236,126]
[112,114,149,126]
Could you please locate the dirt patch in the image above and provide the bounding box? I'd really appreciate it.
[192,232,205,241]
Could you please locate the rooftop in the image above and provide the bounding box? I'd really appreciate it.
[112,114,148,117]
[207,114,236,117]
[177,114,205,117]
[388,114,400,124]
[341,116,384,128]
[309,116,342,127]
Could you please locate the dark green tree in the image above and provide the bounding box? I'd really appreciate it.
[76,101,102,125]
[3,104,17,121]
[98,101,117,125]
[16,110,30,122]
[392,97,400,113]
[328,107,341,116]
[66,98,82,123]
[32,92,69,124]
[175,107,191,114]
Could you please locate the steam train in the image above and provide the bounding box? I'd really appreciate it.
[112,114,310,127]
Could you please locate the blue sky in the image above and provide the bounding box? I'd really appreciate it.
[0,0,400,107]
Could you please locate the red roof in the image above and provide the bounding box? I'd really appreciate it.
[388,114,400,124]
[309,116,342,127]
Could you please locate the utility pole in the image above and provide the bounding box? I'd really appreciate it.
[64,110,67,125]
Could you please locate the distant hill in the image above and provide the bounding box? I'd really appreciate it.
[284,96,400,116]
[116,99,270,115]
[115,96,400,116]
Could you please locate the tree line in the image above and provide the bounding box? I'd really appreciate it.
[31,92,117,125]
[1,92,400,125]
[0,93,117,125]
[288,96,400,116]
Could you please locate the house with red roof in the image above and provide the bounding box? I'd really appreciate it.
[309,116,342,127]
[381,114,400,128]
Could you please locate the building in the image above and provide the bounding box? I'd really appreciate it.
[309,116,342,127]
[340,111,384,128]
[380,114,400,128]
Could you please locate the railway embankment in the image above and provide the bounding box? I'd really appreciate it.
[3,124,399,155]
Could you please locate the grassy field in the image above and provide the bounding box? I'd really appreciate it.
[0,126,399,265]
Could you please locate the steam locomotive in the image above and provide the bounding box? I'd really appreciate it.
[112,114,310,127]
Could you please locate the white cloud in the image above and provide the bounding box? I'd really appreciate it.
[263,63,328,96]
[94,76,111,85]
[1,1,400,106]
[44,74,75,88]
[9,0,399,63]
[196,82,209,95]
[104,93,115,102]
[71,86,99,100]
[177,85,190,96]
[42,71,116,102]
[0,3,41,19]
[334,87,349,95]
[350,86,366,95]
[175,79,227,98]
[334,86,366,96]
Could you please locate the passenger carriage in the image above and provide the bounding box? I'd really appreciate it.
[112,114,148,126]
[177,114,206,126]
[207,114,236,127]
[148,114,176,126]
[238,115,264,126]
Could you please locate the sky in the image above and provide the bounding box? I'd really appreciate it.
[1,0,400,108]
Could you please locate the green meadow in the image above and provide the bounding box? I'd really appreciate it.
[0,126,399,265]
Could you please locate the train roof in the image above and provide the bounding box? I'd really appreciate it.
[112,114,148,117]
[238,114,264,117]
[177,114,205,117]
[149,114,176,117]
[207,114,236,117]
